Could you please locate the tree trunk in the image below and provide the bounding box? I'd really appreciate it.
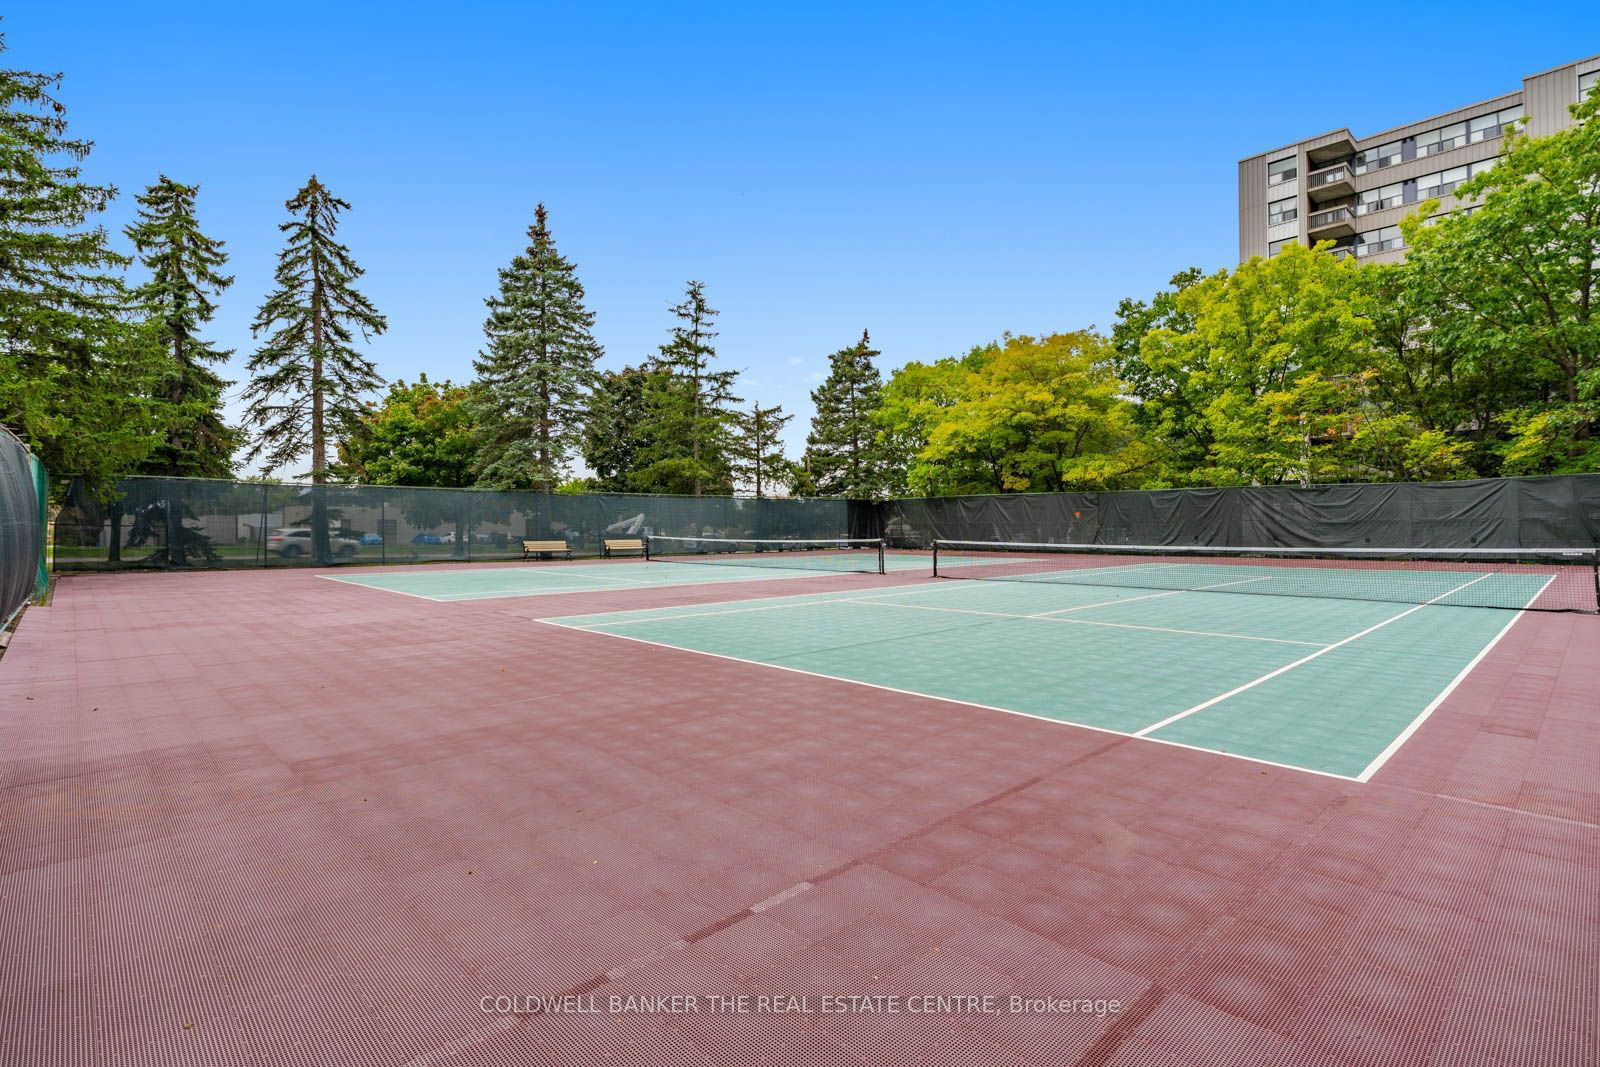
[753,408,764,499]
[309,231,331,564]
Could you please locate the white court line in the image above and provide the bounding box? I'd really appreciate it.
[316,573,447,602]
[536,618,1360,781]
[552,567,1208,628]
[1132,570,1500,738]
[838,597,1327,647]
[323,563,869,603]
[1026,574,1276,618]
[1354,574,1555,782]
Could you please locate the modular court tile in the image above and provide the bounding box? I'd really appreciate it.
[0,562,1595,1066]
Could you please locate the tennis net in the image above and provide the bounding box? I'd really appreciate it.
[646,535,886,574]
[931,540,1600,613]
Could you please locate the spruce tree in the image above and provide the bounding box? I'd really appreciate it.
[0,36,168,497]
[801,329,889,496]
[470,203,601,492]
[125,176,237,477]
[241,176,386,561]
[731,402,792,498]
[634,280,741,495]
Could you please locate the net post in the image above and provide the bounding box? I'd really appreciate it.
[644,535,652,562]
[877,538,885,575]
[932,540,940,577]
[1591,548,1599,614]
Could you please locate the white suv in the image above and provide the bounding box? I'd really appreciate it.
[267,527,361,559]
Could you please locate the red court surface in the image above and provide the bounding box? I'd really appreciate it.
[2,563,1596,1066]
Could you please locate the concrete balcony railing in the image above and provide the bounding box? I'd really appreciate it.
[1307,162,1356,201]
[1307,204,1358,238]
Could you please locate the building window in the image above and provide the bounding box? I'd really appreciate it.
[1355,225,1404,257]
[1354,139,1404,175]
[1268,156,1297,186]
[1468,105,1522,144]
[1268,197,1297,225]
[1267,236,1298,256]
[1416,121,1466,158]
[1581,71,1598,99]
[1357,181,1407,215]
[1416,158,1496,201]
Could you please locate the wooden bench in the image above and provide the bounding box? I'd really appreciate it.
[521,539,571,560]
[603,538,645,558]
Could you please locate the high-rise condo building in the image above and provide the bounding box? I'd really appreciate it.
[1238,55,1598,264]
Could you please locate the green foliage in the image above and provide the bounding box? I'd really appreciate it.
[337,375,478,487]
[875,349,986,496]
[1108,267,1214,480]
[583,365,658,492]
[125,175,237,477]
[555,477,596,495]
[471,204,602,492]
[801,330,891,497]
[1399,89,1600,475]
[730,402,791,498]
[0,38,169,501]
[916,332,1155,493]
[241,176,387,483]
[631,281,741,495]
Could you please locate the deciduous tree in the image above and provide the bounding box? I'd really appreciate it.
[1400,90,1600,474]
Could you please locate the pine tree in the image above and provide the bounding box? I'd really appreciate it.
[241,176,386,561]
[731,402,792,498]
[801,329,888,496]
[242,176,386,477]
[634,281,741,495]
[470,203,601,492]
[125,176,237,477]
[0,36,168,498]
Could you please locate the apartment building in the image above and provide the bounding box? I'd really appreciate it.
[1239,55,1599,264]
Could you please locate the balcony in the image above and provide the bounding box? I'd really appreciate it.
[1307,162,1356,201]
[1307,204,1357,239]
[1306,135,1357,165]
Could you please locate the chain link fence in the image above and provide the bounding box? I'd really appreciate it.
[52,476,877,570]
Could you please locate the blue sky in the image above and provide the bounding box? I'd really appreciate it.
[9,3,1596,472]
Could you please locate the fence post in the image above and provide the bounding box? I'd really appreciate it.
[380,500,387,565]
[259,483,269,567]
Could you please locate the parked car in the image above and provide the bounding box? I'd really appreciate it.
[359,533,383,545]
[410,532,443,545]
[268,527,361,559]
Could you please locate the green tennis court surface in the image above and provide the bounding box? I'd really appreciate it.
[322,553,929,601]
[545,570,1546,780]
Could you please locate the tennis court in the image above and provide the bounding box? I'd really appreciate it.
[545,548,1586,780]
[8,533,1598,1067]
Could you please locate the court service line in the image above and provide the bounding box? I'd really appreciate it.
[326,565,859,603]
[1353,574,1555,783]
[838,598,1328,647]
[315,574,450,602]
[535,618,1361,781]
[1132,570,1500,738]
[1026,574,1276,618]
[551,578,997,626]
